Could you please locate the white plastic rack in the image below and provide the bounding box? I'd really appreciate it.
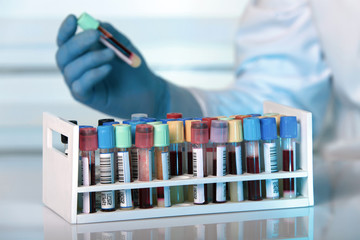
[43,101,313,224]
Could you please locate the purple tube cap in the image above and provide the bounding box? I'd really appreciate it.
[210,120,229,143]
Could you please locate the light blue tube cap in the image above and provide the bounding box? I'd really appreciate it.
[243,117,261,141]
[97,125,115,149]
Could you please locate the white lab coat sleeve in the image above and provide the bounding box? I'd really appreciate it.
[188,0,331,136]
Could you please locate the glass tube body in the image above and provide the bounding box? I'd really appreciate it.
[170,143,184,203]
[138,147,153,208]
[117,147,133,209]
[245,140,262,201]
[206,142,214,202]
[155,146,171,207]
[99,148,116,211]
[212,143,227,203]
[192,143,208,204]
[228,142,244,202]
[80,150,96,213]
[282,137,297,198]
[262,139,280,199]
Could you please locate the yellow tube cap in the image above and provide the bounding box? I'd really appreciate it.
[228,119,243,142]
[168,121,184,143]
[185,120,200,142]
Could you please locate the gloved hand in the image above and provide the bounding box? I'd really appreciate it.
[56,14,169,118]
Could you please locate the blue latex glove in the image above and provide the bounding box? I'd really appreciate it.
[56,14,169,118]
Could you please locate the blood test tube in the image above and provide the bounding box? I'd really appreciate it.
[122,120,145,206]
[135,124,154,208]
[131,113,148,121]
[115,125,133,209]
[98,118,115,126]
[280,116,298,198]
[243,117,262,201]
[260,117,280,199]
[185,119,200,201]
[228,119,244,202]
[97,125,116,211]
[61,120,77,155]
[247,114,261,117]
[153,124,171,207]
[140,117,157,123]
[167,121,185,203]
[177,118,192,177]
[210,120,228,203]
[166,112,183,119]
[79,128,98,213]
[191,121,209,204]
[202,117,218,202]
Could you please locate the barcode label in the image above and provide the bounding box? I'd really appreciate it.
[237,182,244,201]
[119,189,133,208]
[264,143,277,173]
[161,152,170,180]
[131,147,138,180]
[193,148,204,177]
[118,152,131,183]
[216,146,226,202]
[100,153,115,184]
[193,184,205,204]
[235,145,242,174]
[118,151,133,208]
[266,179,279,199]
[101,191,115,209]
[161,152,170,207]
[216,146,226,177]
[82,156,90,213]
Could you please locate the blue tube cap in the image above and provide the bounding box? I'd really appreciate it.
[103,121,120,126]
[97,125,115,149]
[247,114,261,117]
[79,125,93,129]
[160,118,177,124]
[140,117,157,123]
[243,117,261,141]
[280,116,297,138]
[260,117,277,140]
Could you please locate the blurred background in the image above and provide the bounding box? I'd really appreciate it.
[0,0,249,152]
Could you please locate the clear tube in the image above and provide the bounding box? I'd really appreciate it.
[206,142,214,202]
[170,143,184,203]
[229,142,244,202]
[155,146,171,207]
[81,150,96,213]
[192,143,208,204]
[99,148,115,211]
[138,147,153,208]
[282,138,296,198]
[117,147,133,209]
[212,143,227,203]
[245,141,262,201]
[262,139,280,199]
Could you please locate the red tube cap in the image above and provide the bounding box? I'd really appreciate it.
[79,128,98,151]
[166,112,183,119]
[191,121,209,144]
[135,124,154,148]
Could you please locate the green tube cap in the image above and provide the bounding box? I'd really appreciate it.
[147,121,162,126]
[115,125,132,148]
[78,12,99,30]
[154,124,170,147]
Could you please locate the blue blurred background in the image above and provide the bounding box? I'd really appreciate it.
[0,0,249,152]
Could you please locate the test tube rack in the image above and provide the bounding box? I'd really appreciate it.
[42,101,313,224]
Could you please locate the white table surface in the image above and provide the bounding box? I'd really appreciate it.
[1,153,359,240]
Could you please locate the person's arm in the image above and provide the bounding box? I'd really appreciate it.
[189,0,331,136]
[56,15,202,119]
